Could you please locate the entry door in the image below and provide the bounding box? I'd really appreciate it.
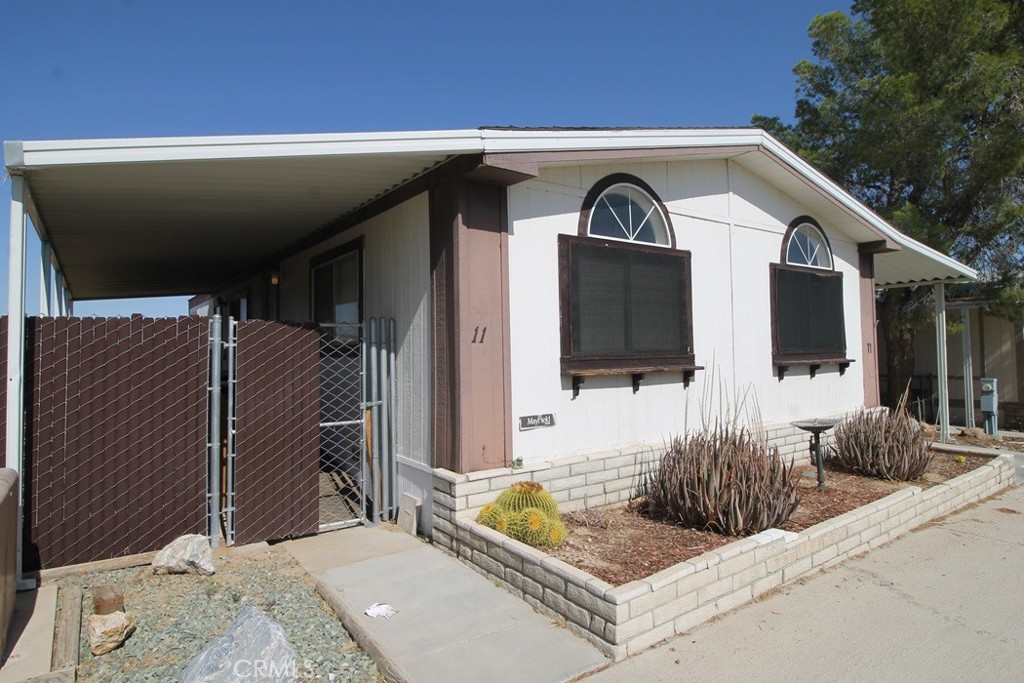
[310,240,366,527]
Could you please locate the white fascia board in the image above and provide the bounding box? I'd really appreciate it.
[10,129,485,168]
[480,127,763,153]
[759,133,977,282]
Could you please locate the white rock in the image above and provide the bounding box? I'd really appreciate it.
[179,606,297,682]
[152,534,216,575]
[88,611,136,655]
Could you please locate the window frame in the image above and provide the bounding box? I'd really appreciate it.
[558,233,697,375]
[783,217,834,270]
[577,173,677,249]
[770,217,852,376]
[310,236,364,328]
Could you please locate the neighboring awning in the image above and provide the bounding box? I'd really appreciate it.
[4,127,976,300]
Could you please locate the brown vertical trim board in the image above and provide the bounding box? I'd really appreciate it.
[429,179,513,474]
[499,192,514,466]
[859,251,881,407]
[429,181,460,473]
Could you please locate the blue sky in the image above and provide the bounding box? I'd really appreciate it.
[1,0,849,317]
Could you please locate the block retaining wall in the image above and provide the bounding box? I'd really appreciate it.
[432,452,1014,659]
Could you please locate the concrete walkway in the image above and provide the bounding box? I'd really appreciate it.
[284,525,608,683]
[0,585,57,683]
[585,485,1024,683]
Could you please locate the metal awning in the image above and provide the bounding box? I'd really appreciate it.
[4,130,483,299]
[5,127,977,300]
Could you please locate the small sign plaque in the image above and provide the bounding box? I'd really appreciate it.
[519,413,555,431]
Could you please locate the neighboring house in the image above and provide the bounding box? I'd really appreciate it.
[880,300,1024,430]
[4,127,976,540]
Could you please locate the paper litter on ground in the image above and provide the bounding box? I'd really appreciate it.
[365,602,397,619]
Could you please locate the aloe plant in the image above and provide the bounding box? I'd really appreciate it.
[830,397,932,481]
[645,424,800,536]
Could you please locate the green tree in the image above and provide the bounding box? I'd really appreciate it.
[755,0,1024,407]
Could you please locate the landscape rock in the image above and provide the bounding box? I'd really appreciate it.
[152,534,216,575]
[88,611,136,655]
[92,583,125,615]
[179,606,297,682]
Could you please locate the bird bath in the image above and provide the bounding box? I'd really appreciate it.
[791,418,841,489]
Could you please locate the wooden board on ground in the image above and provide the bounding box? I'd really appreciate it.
[52,586,82,672]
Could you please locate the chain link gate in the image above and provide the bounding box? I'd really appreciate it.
[220,316,397,545]
[318,318,399,529]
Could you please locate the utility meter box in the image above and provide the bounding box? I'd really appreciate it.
[980,377,998,414]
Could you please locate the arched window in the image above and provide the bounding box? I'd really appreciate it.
[771,216,849,376]
[588,183,670,246]
[785,222,833,269]
[559,174,696,381]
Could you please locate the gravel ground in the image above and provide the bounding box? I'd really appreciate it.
[55,545,381,682]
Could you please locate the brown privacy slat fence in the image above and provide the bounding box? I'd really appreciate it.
[232,321,321,545]
[1,313,395,572]
[24,316,209,570]
[0,318,7,463]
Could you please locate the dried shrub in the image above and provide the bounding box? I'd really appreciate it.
[830,402,932,481]
[645,424,800,536]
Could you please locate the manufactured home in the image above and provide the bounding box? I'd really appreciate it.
[3,128,975,570]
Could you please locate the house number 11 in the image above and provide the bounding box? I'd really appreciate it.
[471,326,487,344]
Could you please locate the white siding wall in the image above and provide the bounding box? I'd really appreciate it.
[277,193,432,473]
[507,159,866,463]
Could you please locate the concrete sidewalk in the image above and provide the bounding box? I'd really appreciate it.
[284,525,608,683]
[585,485,1024,683]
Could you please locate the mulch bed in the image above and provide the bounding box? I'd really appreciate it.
[549,451,992,586]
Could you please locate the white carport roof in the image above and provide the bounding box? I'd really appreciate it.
[4,127,976,300]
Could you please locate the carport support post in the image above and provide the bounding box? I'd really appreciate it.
[6,175,28,586]
[962,308,975,428]
[39,241,51,316]
[935,283,950,443]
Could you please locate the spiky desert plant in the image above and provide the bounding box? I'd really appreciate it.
[476,503,510,533]
[495,481,559,518]
[507,507,552,547]
[830,394,932,481]
[545,519,567,548]
[646,423,800,536]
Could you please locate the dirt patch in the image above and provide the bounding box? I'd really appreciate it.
[996,507,1021,515]
[548,451,992,586]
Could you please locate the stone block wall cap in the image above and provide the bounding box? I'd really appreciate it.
[432,468,468,484]
[464,467,516,481]
[606,580,650,605]
[753,528,798,545]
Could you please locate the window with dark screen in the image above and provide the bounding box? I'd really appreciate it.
[559,175,696,374]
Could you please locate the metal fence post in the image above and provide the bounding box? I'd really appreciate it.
[225,318,237,545]
[208,315,223,547]
[388,317,398,520]
[368,319,380,523]
[378,318,391,520]
[360,324,368,524]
